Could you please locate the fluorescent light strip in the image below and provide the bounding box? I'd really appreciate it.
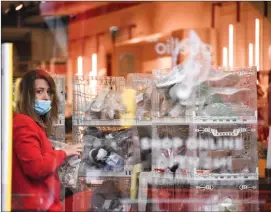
[223,47,228,67]
[91,53,98,76]
[255,18,260,71]
[249,43,254,67]
[77,56,83,76]
[228,24,234,68]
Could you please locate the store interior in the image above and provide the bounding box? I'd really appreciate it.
[2,1,271,211]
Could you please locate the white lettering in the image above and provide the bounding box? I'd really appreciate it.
[198,138,209,150]
[155,43,167,55]
[141,137,150,150]
[186,138,198,150]
[224,137,235,150]
[155,37,181,55]
[235,138,244,150]
[202,157,212,169]
[188,156,199,168]
[172,137,183,149]
[162,137,172,149]
[213,157,227,169]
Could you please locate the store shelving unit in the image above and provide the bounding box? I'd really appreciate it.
[72,67,259,211]
[72,75,137,211]
[144,66,258,211]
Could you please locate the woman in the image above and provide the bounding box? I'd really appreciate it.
[12,69,82,211]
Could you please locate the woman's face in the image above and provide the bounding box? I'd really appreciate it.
[35,79,51,101]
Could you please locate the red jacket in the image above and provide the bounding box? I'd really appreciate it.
[12,113,67,211]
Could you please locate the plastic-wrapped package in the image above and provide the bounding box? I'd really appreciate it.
[73,76,126,123]
[79,127,141,174]
[152,67,257,123]
[194,67,257,123]
[49,139,81,189]
[102,91,126,120]
[61,156,81,189]
[126,73,153,121]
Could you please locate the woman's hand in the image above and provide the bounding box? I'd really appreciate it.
[63,144,82,157]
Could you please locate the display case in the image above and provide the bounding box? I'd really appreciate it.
[72,65,258,211]
[73,76,126,126]
[152,67,257,124]
[72,76,136,211]
[194,124,258,175]
[126,73,152,122]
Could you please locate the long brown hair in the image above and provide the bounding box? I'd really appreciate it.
[16,69,59,136]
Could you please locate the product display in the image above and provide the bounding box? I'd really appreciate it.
[194,125,258,174]
[79,127,140,173]
[127,73,154,121]
[151,125,190,172]
[83,89,127,120]
[71,31,258,212]
[127,73,153,120]
[73,76,126,122]
[152,67,256,121]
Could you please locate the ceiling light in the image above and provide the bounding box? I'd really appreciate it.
[15,3,23,11]
[91,53,98,77]
[4,8,10,14]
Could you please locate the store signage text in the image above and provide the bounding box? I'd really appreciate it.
[141,137,245,171]
[155,37,181,55]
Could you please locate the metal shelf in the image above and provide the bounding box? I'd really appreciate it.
[73,115,257,126]
[80,170,132,178]
[78,164,133,177]
[72,116,152,126]
[193,173,259,181]
[152,118,191,125]
[192,111,257,124]
[139,171,259,185]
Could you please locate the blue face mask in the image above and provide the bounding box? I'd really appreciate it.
[34,100,52,115]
